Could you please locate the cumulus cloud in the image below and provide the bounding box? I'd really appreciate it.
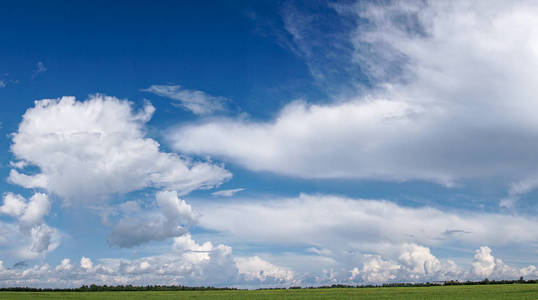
[80,257,93,270]
[143,85,228,115]
[55,259,73,272]
[0,193,26,217]
[171,1,538,201]
[107,191,196,248]
[0,193,60,258]
[470,246,527,280]
[8,95,231,202]
[472,246,496,278]
[235,256,294,283]
[398,244,441,277]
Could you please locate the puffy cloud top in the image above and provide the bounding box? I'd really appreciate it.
[8,95,231,202]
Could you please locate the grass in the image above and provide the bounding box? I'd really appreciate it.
[1,284,538,299]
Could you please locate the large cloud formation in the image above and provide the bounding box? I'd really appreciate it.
[171,1,538,199]
[8,95,231,202]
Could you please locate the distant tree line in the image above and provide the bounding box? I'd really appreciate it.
[0,278,537,292]
[0,284,238,292]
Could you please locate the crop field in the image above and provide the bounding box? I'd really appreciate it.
[1,284,538,299]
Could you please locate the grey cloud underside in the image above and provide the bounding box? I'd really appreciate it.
[107,191,196,248]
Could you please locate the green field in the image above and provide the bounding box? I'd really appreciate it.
[1,284,538,299]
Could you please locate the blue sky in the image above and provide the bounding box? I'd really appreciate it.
[1,0,538,287]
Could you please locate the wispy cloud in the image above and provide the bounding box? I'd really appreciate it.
[32,61,47,78]
[0,80,5,88]
[211,188,245,197]
[143,84,228,115]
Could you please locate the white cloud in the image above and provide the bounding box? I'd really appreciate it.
[0,193,26,217]
[360,255,400,283]
[143,85,227,115]
[398,244,440,276]
[55,259,73,272]
[211,188,245,197]
[8,95,231,202]
[0,241,536,288]
[196,194,538,255]
[80,257,93,270]
[0,233,297,288]
[107,190,196,248]
[32,61,46,78]
[235,256,294,283]
[0,193,60,258]
[0,80,5,88]
[171,1,538,200]
[19,193,50,231]
[471,246,528,280]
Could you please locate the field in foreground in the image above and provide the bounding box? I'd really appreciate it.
[1,284,538,299]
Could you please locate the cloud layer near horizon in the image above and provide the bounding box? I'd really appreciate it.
[0,241,536,288]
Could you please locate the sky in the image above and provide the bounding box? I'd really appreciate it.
[1,0,538,288]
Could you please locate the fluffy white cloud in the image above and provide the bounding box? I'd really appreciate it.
[0,193,60,258]
[360,255,400,283]
[171,1,538,201]
[398,244,441,277]
[0,193,26,217]
[470,246,533,280]
[80,257,93,270]
[472,246,496,278]
[55,259,73,272]
[235,256,294,283]
[8,95,231,202]
[107,191,196,248]
[143,85,227,115]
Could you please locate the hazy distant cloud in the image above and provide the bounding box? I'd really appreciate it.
[0,80,5,88]
[143,84,227,115]
[32,61,47,78]
[196,194,538,260]
[211,188,245,197]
